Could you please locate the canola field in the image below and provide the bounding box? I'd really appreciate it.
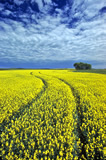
[0,69,106,160]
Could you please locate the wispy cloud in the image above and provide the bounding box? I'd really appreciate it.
[0,0,106,68]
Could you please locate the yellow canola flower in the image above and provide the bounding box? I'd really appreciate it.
[0,69,105,160]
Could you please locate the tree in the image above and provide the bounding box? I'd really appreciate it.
[74,62,92,70]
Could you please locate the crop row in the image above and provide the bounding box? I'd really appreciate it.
[54,71,106,160]
[0,70,43,123]
[0,70,105,160]
[1,72,79,160]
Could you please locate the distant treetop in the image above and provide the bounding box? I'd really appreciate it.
[74,62,92,70]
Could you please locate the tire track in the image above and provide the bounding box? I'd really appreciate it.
[56,77,87,160]
[33,73,87,159]
[40,73,102,160]
[0,73,48,133]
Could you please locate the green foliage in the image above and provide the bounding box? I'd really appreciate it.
[74,62,92,70]
[73,69,106,74]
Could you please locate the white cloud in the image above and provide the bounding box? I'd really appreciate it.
[35,0,43,10]
[2,10,12,16]
[0,4,4,11]
[0,0,106,68]
[14,0,24,5]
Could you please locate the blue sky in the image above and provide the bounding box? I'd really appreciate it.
[0,0,106,68]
